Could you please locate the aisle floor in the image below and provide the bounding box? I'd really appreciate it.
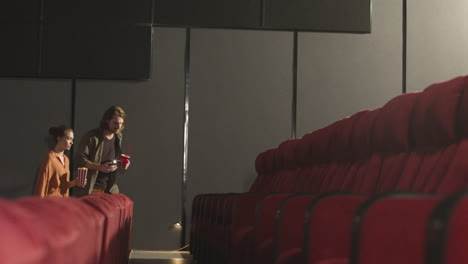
[129,250,192,264]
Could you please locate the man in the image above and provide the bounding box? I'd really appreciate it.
[74,106,130,196]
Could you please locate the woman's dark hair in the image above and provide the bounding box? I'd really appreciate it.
[99,106,126,130]
[47,125,73,149]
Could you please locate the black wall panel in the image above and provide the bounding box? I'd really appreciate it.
[264,0,371,32]
[41,24,152,79]
[40,0,153,80]
[186,0,261,28]
[42,0,152,24]
[154,0,186,25]
[0,2,41,19]
[0,2,41,77]
[154,0,261,28]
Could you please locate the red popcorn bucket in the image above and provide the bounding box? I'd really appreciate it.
[77,167,88,187]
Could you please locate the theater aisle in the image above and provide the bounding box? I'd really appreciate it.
[129,250,192,264]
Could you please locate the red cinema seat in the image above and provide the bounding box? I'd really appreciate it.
[270,194,316,264]
[304,194,367,264]
[94,193,133,263]
[15,197,104,264]
[426,192,468,264]
[228,193,264,264]
[441,196,468,264]
[80,194,123,264]
[350,195,442,264]
[0,199,47,264]
[249,193,296,264]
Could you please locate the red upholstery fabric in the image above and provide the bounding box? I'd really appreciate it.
[96,193,133,263]
[264,148,281,173]
[252,150,271,192]
[411,149,453,193]
[296,123,339,165]
[194,194,221,263]
[325,162,352,192]
[349,108,381,160]
[443,197,468,264]
[274,195,316,264]
[16,197,104,264]
[328,111,368,161]
[306,195,367,264]
[189,194,203,254]
[436,141,468,194]
[80,194,125,264]
[192,75,468,264]
[411,76,464,148]
[0,200,47,264]
[354,154,383,194]
[315,258,348,264]
[228,193,263,264]
[255,149,269,175]
[0,194,132,264]
[277,138,301,170]
[275,248,303,264]
[203,195,232,264]
[219,194,238,261]
[295,166,323,193]
[372,92,420,153]
[374,153,409,192]
[356,197,442,264]
[316,163,340,193]
[456,75,468,137]
[274,170,299,192]
[251,193,296,264]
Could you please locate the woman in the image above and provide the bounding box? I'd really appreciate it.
[34,125,84,197]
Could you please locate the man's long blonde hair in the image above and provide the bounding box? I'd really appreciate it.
[100,106,126,131]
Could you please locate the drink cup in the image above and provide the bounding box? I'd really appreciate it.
[120,154,130,168]
[77,167,88,187]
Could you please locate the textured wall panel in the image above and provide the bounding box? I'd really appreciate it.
[407,0,468,92]
[74,27,185,249]
[187,29,292,229]
[0,79,71,198]
[297,0,402,135]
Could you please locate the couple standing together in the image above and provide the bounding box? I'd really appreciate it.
[34,106,131,198]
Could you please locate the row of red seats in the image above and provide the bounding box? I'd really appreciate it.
[191,191,467,264]
[0,193,133,264]
[190,75,468,264]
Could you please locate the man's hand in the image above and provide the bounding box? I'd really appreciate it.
[123,160,130,170]
[100,162,118,173]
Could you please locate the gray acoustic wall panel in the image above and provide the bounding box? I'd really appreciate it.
[187,29,292,240]
[0,79,71,199]
[264,0,371,32]
[74,27,185,250]
[407,0,468,92]
[297,0,402,135]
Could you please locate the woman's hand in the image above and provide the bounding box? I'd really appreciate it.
[69,177,87,188]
